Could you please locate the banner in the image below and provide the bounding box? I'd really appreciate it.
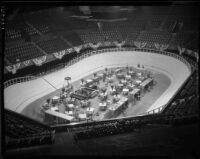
[113,40,125,48]
[177,46,186,55]
[154,43,169,51]
[154,43,160,50]
[67,48,74,53]
[140,42,147,48]
[194,52,199,62]
[53,50,66,59]
[88,42,101,49]
[97,21,103,31]
[83,43,89,48]
[6,63,21,74]
[104,41,111,46]
[160,44,169,51]
[186,49,192,55]
[32,56,46,66]
[74,45,83,53]
[134,41,141,48]
[23,60,30,66]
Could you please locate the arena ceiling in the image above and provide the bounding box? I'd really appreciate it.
[6,5,199,22]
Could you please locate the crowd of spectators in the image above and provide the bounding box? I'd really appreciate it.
[5,109,55,149]
[66,114,169,136]
[163,71,199,118]
[72,109,198,140]
[73,114,171,139]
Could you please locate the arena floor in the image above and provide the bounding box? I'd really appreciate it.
[21,67,171,123]
[5,51,191,121]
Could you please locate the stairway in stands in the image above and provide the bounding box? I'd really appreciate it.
[60,36,74,48]
[31,42,47,55]
[26,22,43,36]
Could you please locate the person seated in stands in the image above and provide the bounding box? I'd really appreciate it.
[179,98,186,103]
[171,101,177,106]
[19,124,24,128]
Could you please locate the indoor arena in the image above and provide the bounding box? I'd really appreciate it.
[2,5,199,157]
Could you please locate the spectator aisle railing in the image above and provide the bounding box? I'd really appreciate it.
[52,113,175,132]
[4,76,37,89]
[6,132,55,150]
[144,70,196,115]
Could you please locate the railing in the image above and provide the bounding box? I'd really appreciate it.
[4,46,193,91]
[140,105,166,115]
[62,47,192,73]
[148,73,191,114]
[4,76,36,89]
[48,47,192,74]
[4,46,196,117]
[142,69,197,115]
[51,113,176,131]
